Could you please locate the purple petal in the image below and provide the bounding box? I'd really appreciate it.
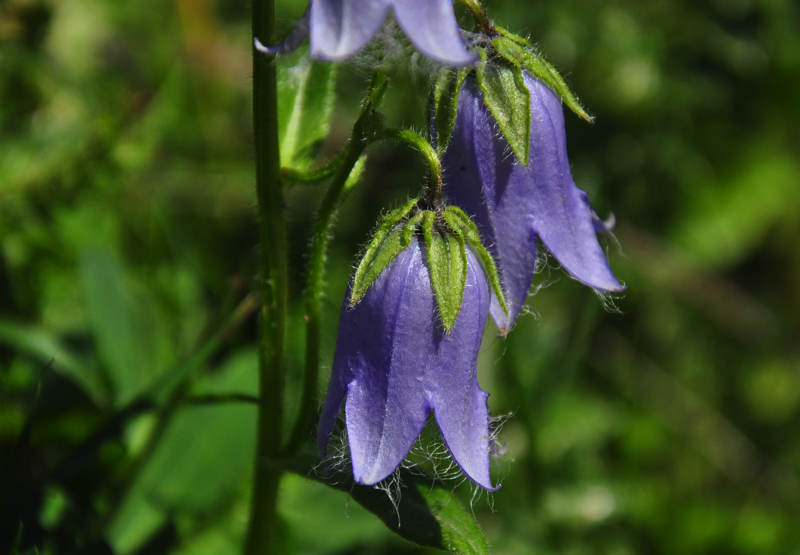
[430,247,497,491]
[442,74,623,334]
[391,0,477,66]
[310,0,391,61]
[254,9,310,56]
[318,238,497,490]
[579,189,617,234]
[442,82,537,334]
[523,73,623,294]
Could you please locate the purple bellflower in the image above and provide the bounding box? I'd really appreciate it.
[317,236,498,491]
[257,0,477,66]
[442,73,624,335]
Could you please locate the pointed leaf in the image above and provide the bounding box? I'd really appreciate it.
[476,56,531,166]
[278,49,338,170]
[281,458,489,555]
[351,199,419,304]
[443,207,509,315]
[0,320,107,407]
[432,67,468,154]
[492,34,592,122]
[423,216,467,331]
[79,250,172,407]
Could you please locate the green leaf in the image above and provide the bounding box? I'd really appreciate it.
[476,55,531,166]
[492,34,592,122]
[278,49,338,170]
[351,199,419,304]
[432,68,468,154]
[282,460,489,554]
[0,319,108,407]
[423,215,468,331]
[108,351,258,554]
[443,207,509,316]
[79,249,172,407]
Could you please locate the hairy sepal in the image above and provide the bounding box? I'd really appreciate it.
[492,32,593,122]
[423,215,468,332]
[475,50,531,166]
[432,67,469,154]
[350,199,419,305]
[442,207,509,316]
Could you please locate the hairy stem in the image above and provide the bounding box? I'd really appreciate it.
[284,72,389,455]
[284,142,366,455]
[281,145,351,185]
[457,0,490,31]
[382,127,443,202]
[244,0,286,551]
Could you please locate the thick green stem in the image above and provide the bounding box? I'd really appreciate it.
[245,0,286,552]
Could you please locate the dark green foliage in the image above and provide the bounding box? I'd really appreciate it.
[2,0,800,553]
[284,460,489,554]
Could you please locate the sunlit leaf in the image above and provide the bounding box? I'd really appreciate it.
[278,49,338,170]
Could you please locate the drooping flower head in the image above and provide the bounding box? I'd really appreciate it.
[257,0,477,66]
[317,235,497,490]
[441,73,624,334]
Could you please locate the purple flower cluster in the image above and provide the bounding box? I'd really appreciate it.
[312,2,622,491]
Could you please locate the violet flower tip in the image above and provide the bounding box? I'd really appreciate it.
[253,37,269,55]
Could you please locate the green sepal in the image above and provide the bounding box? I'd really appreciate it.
[403,209,427,246]
[350,198,419,305]
[442,207,509,316]
[476,50,531,166]
[492,32,593,122]
[422,214,468,332]
[432,67,469,154]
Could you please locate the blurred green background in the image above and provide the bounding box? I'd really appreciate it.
[2,0,800,553]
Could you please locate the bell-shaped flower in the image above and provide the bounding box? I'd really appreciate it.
[257,0,477,66]
[317,235,498,491]
[441,73,624,335]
